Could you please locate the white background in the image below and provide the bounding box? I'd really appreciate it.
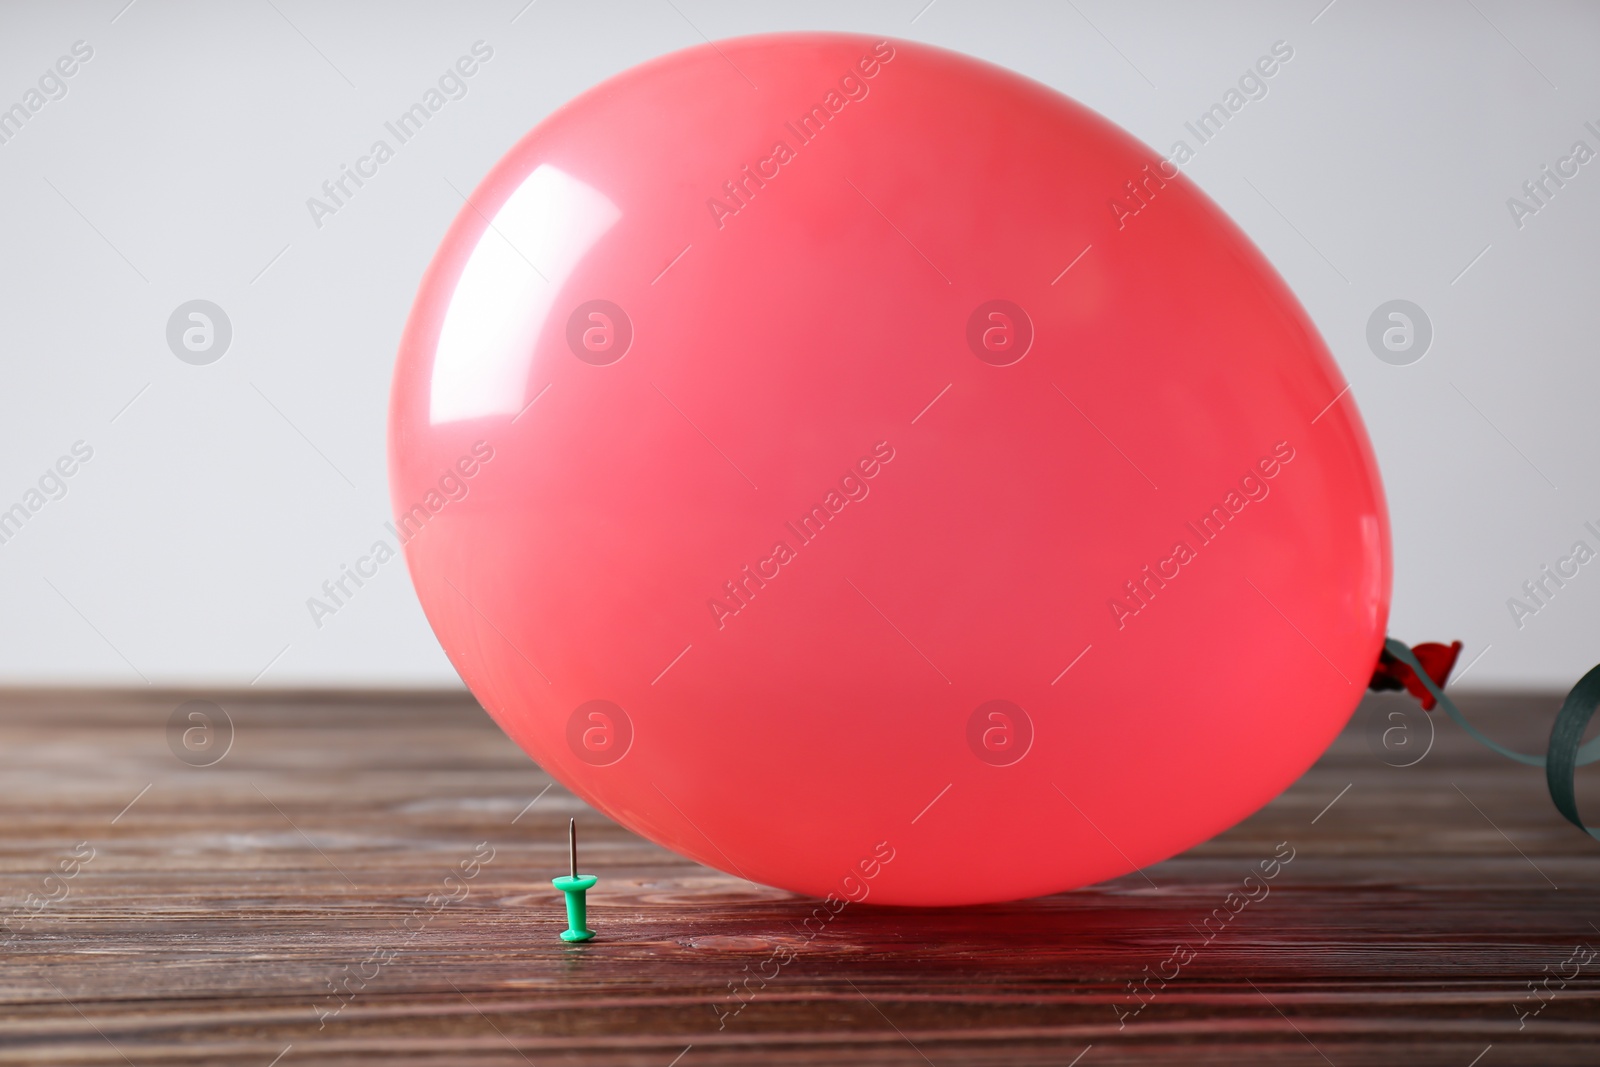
[0,0,1595,688]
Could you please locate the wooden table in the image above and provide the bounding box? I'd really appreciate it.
[2,688,1596,1065]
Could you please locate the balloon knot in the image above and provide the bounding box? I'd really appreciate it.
[1369,640,1464,710]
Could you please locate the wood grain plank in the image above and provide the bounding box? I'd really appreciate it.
[1,688,1597,1065]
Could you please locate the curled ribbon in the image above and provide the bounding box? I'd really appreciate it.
[1381,638,1600,840]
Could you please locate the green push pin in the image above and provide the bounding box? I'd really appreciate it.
[552,817,596,942]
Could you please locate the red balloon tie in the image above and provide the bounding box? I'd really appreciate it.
[1367,640,1462,710]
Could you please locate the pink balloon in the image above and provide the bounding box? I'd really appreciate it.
[389,33,1389,905]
